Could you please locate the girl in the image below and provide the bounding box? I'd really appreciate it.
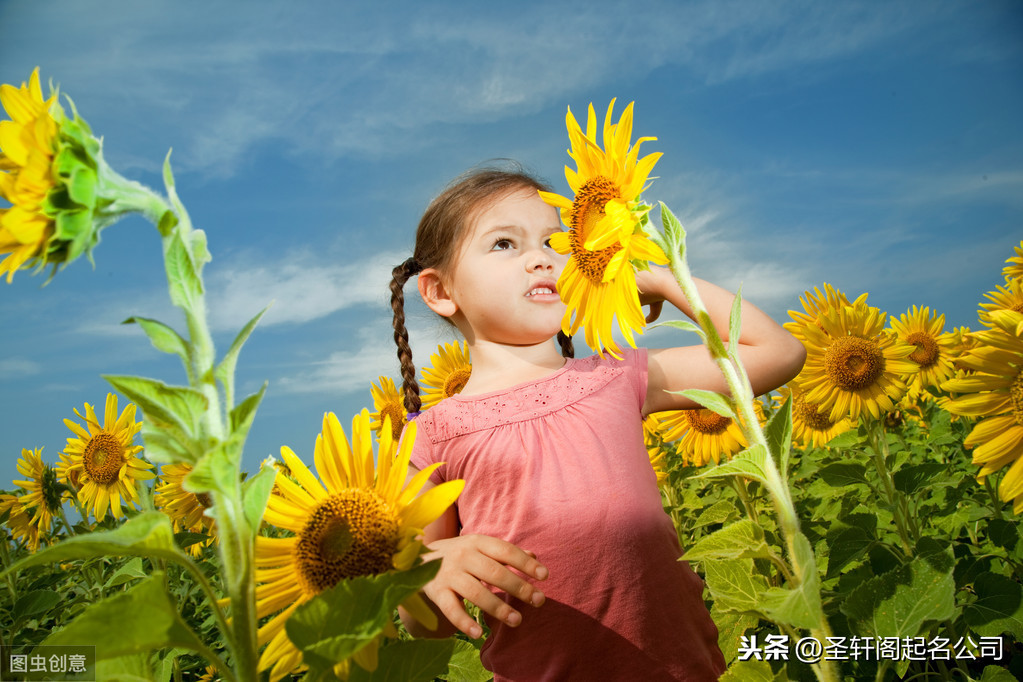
[390,168,805,681]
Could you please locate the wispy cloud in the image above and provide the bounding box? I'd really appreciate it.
[0,358,42,378]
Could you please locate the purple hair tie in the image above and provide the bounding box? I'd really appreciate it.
[407,411,422,421]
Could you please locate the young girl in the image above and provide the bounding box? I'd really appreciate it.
[390,168,805,681]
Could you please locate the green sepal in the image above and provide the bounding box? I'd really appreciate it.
[241,458,277,536]
[347,639,456,682]
[216,305,271,410]
[42,572,208,660]
[693,444,769,486]
[671,388,735,420]
[287,560,441,674]
[684,519,773,562]
[758,532,824,630]
[764,395,793,477]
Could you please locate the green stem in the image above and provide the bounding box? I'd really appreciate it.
[866,422,914,557]
[982,475,1004,520]
[728,477,760,526]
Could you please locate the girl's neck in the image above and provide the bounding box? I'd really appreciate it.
[460,338,566,396]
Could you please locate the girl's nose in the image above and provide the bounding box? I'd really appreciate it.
[527,248,555,271]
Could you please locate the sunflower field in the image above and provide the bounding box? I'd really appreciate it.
[1,72,1021,682]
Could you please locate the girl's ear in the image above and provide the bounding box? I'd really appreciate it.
[418,268,458,318]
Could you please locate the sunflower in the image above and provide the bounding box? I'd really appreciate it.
[942,311,1023,513]
[539,99,668,358]
[889,305,957,399]
[154,463,217,556]
[642,415,670,487]
[369,376,408,441]
[0,68,58,281]
[12,447,64,542]
[774,381,855,449]
[254,410,464,681]
[979,278,1023,329]
[0,493,40,551]
[796,297,918,422]
[420,341,472,409]
[657,402,765,467]
[784,284,865,341]
[60,393,154,522]
[1004,239,1023,282]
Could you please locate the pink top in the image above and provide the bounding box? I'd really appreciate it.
[411,349,725,681]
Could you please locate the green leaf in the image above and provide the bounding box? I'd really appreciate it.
[190,228,211,267]
[985,518,1020,553]
[439,640,491,682]
[649,318,706,339]
[164,232,203,310]
[825,515,876,578]
[104,557,148,588]
[703,557,770,613]
[95,655,150,682]
[229,383,267,450]
[694,445,769,486]
[693,500,740,528]
[728,283,743,353]
[718,659,786,682]
[685,520,773,562]
[893,462,946,495]
[764,395,793,477]
[979,665,1021,682]
[287,560,442,671]
[963,572,1023,639]
[215,305,270,410]
[44,572,207,659]
[710,608,758,665]
[242,459,277,535]
[14,589,62,620]
[186,444,236,498]
[759,533,823,630]
[658,202,687,260]
[816,462,868,488]
[157,208,178,238]
[840,542,955,641]
[2,512,193,577]
[673,389,736,420]
[347,639,456,682]
[139,426,198,465]
[122,316,190,366]
[103,375,207,439]
[825,430,862,448]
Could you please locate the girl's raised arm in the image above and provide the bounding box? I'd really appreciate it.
[635,265,806,415]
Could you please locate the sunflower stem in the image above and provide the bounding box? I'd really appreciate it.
[982,475,1004,520]
[867,421,915,557]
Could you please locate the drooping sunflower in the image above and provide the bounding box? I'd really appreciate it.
[979,277,1023,329]
[1003,239,1023,282]
[539,99,668,358]
[12,447,64,542]
[888,305,957,399]
[369,376,408,441]
[59,393,154,522]
[0,68,58,281]
[942,310,1023,513]
[0,493,40,551]
[154,463,217,556]
[255,410,464,681]
[420,341,472,409]
[657,402,765,467]
[774,381,855,449]
[796,298,918,422]
[642,415,670,487]
[784,284,865,341]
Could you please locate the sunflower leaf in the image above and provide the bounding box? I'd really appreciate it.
[186,443,236,498]
[658,202,687,261]
[759,532,824,630]
[287,560,442,672]
[684,519,773,563]
[164,231,203,311]
[229,382,267,450]
[693,445,769,486]
[122,316,191,370]
[963,572,1023,639]
[702,556,770,614]
[215,304,271,410]
[728,283,743,352]
[347,639,456,682]
[672,389,736,420]
[104,375,207,440]
[241,459,277,537]
[764,394,793,477]
[648,318,706,340]
[43,572,208,660]
[437,640,492,682]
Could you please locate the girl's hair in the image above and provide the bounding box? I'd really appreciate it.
[390,165,575,414]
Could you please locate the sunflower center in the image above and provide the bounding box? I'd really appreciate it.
[794,397,835,431]
[380,403,406,440]
[906,331,940,368]
[1011,372,1023,427]
[195,492,213,509]
[294,489,400,595]
[83,433,125,485]
[443,368,471,398]
[824,336,886,391]
[41,465,63,512]
[570,176,623,284]
[685,409,731,435]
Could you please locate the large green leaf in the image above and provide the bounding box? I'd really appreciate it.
[347,639,456,682]
[164,231,203,310]
[711,608,758,664]
[43,573,207,659]
[2,512,193,576]
[759,533,824,630]
[675,389,736,420]
[215,305,270,409]
[764,395,793,477]
[438,640,491,682]
[963,572,1023,639]
[121,316,190,367]
[825,515,876,578]
[718,659,787,682]
[186,444,237,498]
[816,462,869,488]
[684,520,773,562]
[103,375,207,440]
[693,500,741,528]
[287,561,441,672]
[893,462,946,495]
[703,557,770,614]
[694,445,769,486]
[242,459,278,534]
[658,202,687,260]
[229,383,267,451]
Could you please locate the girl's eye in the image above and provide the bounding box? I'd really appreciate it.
[544,237,553,248]
[492,238,513,251]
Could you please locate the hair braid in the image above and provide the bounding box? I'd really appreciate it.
[557,330,575,359]
[390,258,424,414]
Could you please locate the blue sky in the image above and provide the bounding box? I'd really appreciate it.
[1,0,1021,487]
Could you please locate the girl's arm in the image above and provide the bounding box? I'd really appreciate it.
[635,265,806,414]
[398,468,548,639]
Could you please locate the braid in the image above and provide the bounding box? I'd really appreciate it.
[390,258,424,414]
[557,330,575,359]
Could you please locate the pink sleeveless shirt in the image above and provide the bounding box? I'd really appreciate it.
[410,349,725,681]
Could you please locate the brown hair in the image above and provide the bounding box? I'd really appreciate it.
[390,165,575,414]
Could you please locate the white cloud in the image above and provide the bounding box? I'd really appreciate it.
[0,358,42,378]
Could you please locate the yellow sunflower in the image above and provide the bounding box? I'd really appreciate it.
[657,402,765,467]
[889,305,957,399]
[642,415,670,487]
[1003,239,1023,282]
[0,67,58,281]
[59,393,154,522]
[797,298,918,422]
[784,284,865,341]
[12,447,64,542]
[420,341,472,409]
[539,99,668,358]
[979,277,1023,329]
[255,410,464,681]
[154,463,217,556]
[942,311,1023,513]
[369,376,408,441]
[774,382,855,449]
[0,493,41,551]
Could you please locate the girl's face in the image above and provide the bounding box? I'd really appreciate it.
[443,188,567,347]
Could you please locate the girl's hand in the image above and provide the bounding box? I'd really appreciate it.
[420,534,548,639]
[635,265,671,323]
